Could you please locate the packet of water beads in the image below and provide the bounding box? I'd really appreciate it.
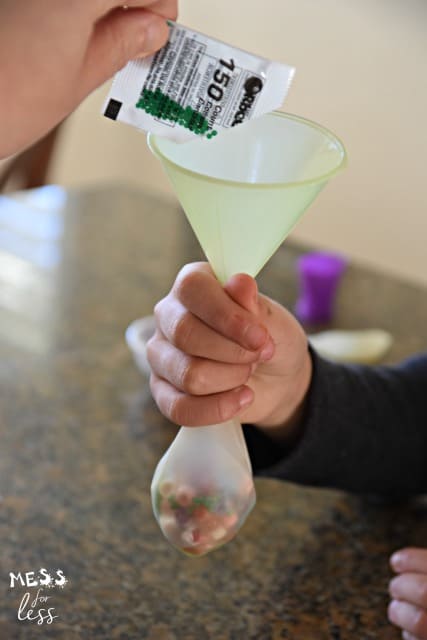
[103,21,295,142]
[151,421,256,556]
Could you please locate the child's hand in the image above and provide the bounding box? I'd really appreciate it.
[147,262,312,439]
[389,547,427,639]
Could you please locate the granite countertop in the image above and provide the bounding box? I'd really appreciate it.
[0,185,427,639]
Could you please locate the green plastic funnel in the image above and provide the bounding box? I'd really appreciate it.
[148,112,346,284]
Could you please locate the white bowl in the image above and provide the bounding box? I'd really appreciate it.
[309,329,393,364]
[125,315,156,376]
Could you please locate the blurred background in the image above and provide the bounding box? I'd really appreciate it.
[4,0,427,285]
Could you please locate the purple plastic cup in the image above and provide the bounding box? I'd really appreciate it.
[295,252,347,324]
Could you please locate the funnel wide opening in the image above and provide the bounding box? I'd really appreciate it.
[148,112,346,188]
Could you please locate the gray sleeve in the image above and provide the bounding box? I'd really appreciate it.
[243,349,427,496]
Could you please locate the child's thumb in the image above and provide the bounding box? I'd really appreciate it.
[224,274,260,316]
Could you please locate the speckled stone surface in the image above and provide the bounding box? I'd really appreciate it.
[0,185,427,639]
